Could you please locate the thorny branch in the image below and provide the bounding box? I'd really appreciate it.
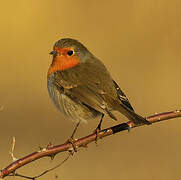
[8,154,71,180]
[0,109,181,179]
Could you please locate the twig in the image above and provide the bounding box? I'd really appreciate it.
[9,154,71,180]
[0,110,181,179]
[9,137,17,162]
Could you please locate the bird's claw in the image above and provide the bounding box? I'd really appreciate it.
[93,128,102,144]
[67,138,78,154]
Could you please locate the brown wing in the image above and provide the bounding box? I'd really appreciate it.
[54,78,118,120]
[53,59,119,120]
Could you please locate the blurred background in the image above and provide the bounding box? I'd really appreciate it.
[0,0,181,179]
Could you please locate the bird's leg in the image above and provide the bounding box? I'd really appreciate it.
[94,114,104,143]
[70,121,80,139]
[67,121,80,153]
[96,114,104,131]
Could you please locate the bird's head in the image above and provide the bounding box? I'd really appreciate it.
[48,38,90,77]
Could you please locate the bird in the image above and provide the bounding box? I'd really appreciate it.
[47,38,151,138]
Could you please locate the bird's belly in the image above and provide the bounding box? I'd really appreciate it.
[48,79,100,123]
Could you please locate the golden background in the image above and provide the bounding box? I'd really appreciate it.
[1,0,181,179]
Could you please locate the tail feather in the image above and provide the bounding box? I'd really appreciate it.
[114,102,151,125]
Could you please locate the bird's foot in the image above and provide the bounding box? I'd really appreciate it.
[94,114,104,144]
[66,122,80,154]
[93,127,102,144]
[66,138,78,155]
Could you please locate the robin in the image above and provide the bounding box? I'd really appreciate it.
[47,38,151,140]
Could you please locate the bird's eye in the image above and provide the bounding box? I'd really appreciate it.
[67,50,74,56]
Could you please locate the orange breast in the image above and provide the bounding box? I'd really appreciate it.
[48,55,80,77]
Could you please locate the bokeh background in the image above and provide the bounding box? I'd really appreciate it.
[1,0,181,179]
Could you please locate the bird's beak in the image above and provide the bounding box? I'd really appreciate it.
[49,50,57,55]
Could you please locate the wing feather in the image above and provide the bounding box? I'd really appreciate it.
[112,80,134,111]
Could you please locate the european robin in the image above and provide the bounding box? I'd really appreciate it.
[47,38,150,136]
